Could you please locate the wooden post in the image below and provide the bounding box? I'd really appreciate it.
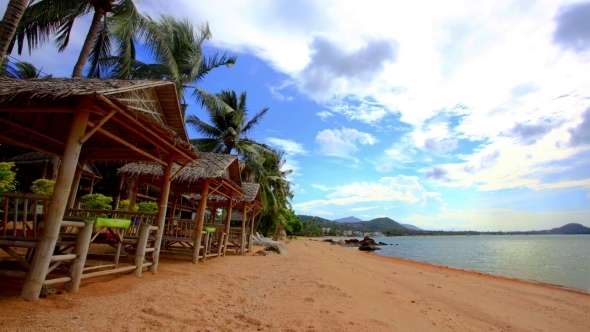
[64,218,94,293]
[66,158,86,210]
[134,222,151,277]
[249,211,256,252]
[240,206,247,255]
[170,193,178,219]
[128,178,139,212]
[21,103,90,302]
[149,154,175,273]
[220,200,233,257]
[192,179,210,264]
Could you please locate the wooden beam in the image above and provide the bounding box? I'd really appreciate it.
[87,122,168,166]
[79,109,117,144]
[149,154,175,273]
[96,95,196,162]
[0,117,65,147]
[192,179,210,264]
[170,161,191,181]
[0,107,74,113]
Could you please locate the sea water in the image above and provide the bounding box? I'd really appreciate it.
[370,235,590,292]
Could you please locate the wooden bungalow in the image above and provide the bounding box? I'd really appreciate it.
[116,153,243,263]
[192,182,263,256]
[0,78,198,302]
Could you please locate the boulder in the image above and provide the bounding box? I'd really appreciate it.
[359,243,381,251]
[265,243,288,255]
[322,238,334,242]
[253,250,267,256]
[338,239,346,245]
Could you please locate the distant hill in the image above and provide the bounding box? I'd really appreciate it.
[362,217,407,231]
[401,223,422,230]
[334,216,363,223]
[548,223,590,234]
[297,215,412,232]
[297,215,341,228]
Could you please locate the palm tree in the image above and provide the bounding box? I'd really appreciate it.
[103,16,236,106]
[8,0,145,77]
[186,89,269,155]
[5,59,51,78]
[0,0,28,61]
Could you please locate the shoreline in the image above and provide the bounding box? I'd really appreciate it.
[1,238,588,331]
[362,248,590,296]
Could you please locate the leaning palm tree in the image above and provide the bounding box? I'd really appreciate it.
[0,0,28,60]
[8,0,145,77]
[187,89,269,155]
[103,16,236,105]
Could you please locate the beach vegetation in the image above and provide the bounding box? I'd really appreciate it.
[117,199,138,211]
[81,193,113,210]
[137,201,158,212]
[30,179,55,196]
[0,162,17,193]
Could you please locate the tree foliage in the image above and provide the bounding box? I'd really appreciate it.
[30,179,55,196]
[0,162,17,193]
[81,193,113,210]
[137,201,158,212]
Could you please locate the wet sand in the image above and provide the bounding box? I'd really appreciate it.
[0,238,588,331]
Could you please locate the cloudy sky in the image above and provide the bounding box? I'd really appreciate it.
[3,0,590,231]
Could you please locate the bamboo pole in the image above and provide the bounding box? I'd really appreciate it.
[134,222,151,277]
[66,159,86,210]
[148,154,175,273]
[240,206,247,255]
[192,180,210,264]
[222,202,235,257]
[64,218,93,293]
[21,101,91,302]
[128,178,140,212]
[249,211,256,252]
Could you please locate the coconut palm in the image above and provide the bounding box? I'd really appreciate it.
[186,89,269,155]
[8,0,145,77]
[0,0,28,61]
[103,16,236,103]
[5,59,51,78]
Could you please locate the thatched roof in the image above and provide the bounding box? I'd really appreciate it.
[191,182,262,212]
[117,153,243,196]
[9,151,102,178]
[0,78,197,164]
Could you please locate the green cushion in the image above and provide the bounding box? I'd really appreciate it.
[204,227,216,233]
[95,218,131,229]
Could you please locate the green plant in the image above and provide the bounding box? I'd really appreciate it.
[0,162,17,193]
[81,194,113,210]
[117,199,139,211]
[30,179,55,196]
[137,201,158,212]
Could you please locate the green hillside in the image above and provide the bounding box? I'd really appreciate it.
[296,215,409,232]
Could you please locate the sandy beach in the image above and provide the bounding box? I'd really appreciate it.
[0,239,588,332]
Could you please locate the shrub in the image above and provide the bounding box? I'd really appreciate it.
[117,199,138,211]
[137,201,158,212]
[81,194,113,210]
[0,162,17,193]
[30,179,55,196]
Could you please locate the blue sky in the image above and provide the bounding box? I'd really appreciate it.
[2,0,590,231]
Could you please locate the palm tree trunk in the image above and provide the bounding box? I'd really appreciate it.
[72,8,104,78]
[0,0,28,60]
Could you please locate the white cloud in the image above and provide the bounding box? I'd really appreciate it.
[265,138,308,155]
[316,111,333,121]
[315,127,378,157]
[350,206,378,212]
[312,184,330,191]
[293,175,443,213]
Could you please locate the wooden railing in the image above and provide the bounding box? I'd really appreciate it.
[67,209,158,237]
[0,192,51,237]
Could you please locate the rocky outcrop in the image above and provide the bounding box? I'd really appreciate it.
[265,243,288,255]
[358,235,381,251]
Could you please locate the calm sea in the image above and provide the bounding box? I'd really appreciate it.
[369,235,590,292]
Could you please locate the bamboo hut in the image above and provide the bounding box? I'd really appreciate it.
[0,78,198,302]
[116,153,243,263]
